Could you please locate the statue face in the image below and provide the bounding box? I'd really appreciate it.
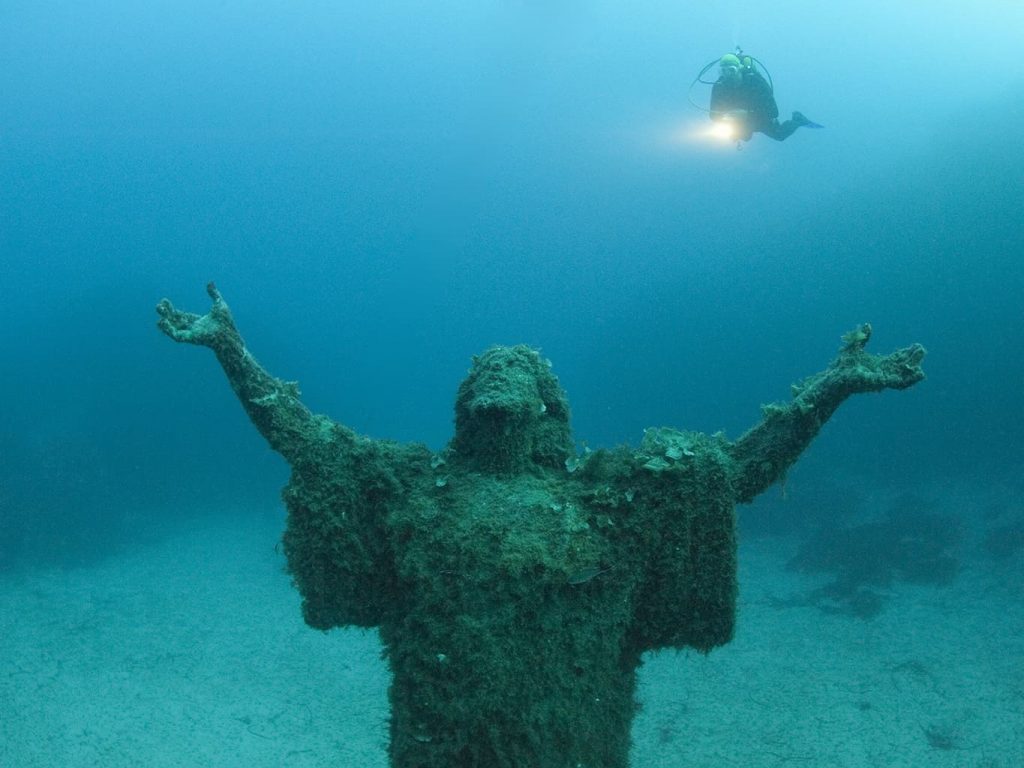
[451,346,573,473]
[460,352,545,421]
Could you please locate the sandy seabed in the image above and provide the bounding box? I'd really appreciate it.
[2,502,1021,768]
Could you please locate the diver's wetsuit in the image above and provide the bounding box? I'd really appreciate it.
[710,69,801,142]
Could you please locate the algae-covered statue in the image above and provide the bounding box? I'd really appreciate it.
[156,283,925,768]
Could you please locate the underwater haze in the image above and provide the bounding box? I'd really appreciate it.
[2,1,1023,765]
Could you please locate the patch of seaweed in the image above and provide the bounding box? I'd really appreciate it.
[922,721,960,751]
[805,580,888,620]
[982,519,1024,559]
[786,495,961,618]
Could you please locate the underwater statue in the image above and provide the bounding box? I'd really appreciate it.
[157,283,925,768]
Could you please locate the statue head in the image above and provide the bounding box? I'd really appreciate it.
[449,345,573,475]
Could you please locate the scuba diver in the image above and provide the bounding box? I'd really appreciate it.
[695,50,822,143]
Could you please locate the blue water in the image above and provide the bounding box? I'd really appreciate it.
[1,2,1022,761]
[3,1,1021,562]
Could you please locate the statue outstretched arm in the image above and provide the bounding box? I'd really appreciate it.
[156,282,328,464]
[727,324,925,503]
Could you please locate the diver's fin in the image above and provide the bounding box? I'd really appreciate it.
[793,111,824,129]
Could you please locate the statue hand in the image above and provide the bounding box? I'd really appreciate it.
[156,282,236,348]
[836,324,926,394]
[874,342,926,391]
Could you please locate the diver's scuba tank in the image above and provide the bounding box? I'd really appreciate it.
[734,48,762,80]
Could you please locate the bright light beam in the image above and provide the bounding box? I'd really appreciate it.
[665,119,740,149]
